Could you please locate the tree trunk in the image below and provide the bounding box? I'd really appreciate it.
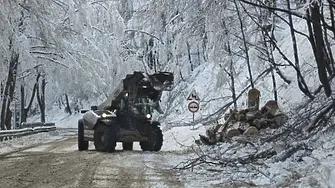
[321,4,335,72]
[329,0,335,38]
[0,96,7,130]
[227,42,237,109]
[197,46,201,67]
[307,2,332,97]
[248,88,260,110]
[245,1,312,99]
[323,27,335,72]
[286,0,302,79]
[20,84,24,124]
[230,60,237,109]
[271,66,278,102]
[6,54,19,129]
[41,77,46,122]
[285,0,315,99]
[65,93,72,115]
[0,81,3,97]
[154,50,158,73]
[187,41,193,71]
[234,0,254,88]
[36,75,46,122]
[21,81,38,123]
[0,43,19,130]
[222,19,237,109]
[5,102,12,130]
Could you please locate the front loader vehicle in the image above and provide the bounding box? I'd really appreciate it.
[77,71,173,152]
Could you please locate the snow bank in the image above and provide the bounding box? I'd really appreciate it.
[53,114,81,129]
[0,130,68,155]
[26,105,81,129]
[161,124,207,151]
[297,132,335,188]
[174,129,335,187]
[158,63,223,126]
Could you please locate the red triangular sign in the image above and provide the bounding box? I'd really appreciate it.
[187,89,200,101]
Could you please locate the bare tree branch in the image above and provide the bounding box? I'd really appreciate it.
[124,29,164,44]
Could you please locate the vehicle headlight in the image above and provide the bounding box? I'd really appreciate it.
[146,114,152,119]
[101,113,108,118]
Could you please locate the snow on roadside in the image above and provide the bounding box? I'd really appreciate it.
[172,130,335,188]
[0,107,80,155]
[53,114,81,129]
[297,131,335,188]
[0,107,79,155]
[161,124,207,151]
[0,130,72,155]
[26,105,81,129]
[45,107,81,129]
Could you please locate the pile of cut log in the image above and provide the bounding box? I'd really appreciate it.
[199,88,288,145]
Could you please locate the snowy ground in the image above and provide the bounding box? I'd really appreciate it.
[1,109,334,187]
[171,129,335,188]
[0,122,207,188]
[297,131,335,188]
[0,129,75,155]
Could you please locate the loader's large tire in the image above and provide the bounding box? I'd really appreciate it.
[78,120,89,151]
[122,142,133,151]
[94,123,117,152]
[140,122,163,151]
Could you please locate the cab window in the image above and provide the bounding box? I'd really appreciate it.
[120,99,125,111]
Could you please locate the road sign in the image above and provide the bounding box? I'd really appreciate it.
[188,101,199,113]
[187,89,200,101]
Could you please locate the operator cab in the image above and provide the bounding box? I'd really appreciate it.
[118,94,153,119]
[134,97,153,119]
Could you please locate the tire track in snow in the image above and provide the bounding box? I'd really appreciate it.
[0,136,186,188]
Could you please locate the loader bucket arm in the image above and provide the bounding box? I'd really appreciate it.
[98,71,174,114]
[150,72,174,91]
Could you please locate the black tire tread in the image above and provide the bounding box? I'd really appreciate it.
[78,120,89,151]
[94,124,117,152]
[140,122,163,151]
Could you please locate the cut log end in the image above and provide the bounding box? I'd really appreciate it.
[243,126,259,136]
[226,128,242,138]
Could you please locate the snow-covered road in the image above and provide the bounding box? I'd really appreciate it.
[0,126,334,188]
[0,136,189,188]
[0,126,207,188]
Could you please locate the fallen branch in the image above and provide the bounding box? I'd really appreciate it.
[306,102,333,133]
[275,142,308,162]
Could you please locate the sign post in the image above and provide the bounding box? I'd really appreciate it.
[187,89,200,130]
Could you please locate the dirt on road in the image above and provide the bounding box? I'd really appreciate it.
[0,137,186,188]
